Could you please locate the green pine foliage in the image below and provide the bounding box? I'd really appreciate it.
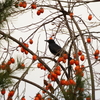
[0,0,17,27]
[0,71,13,89]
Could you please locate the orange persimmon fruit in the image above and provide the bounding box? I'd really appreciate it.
[1,88,6,95]
[29,39,33,44]
[69,59,75,65]
[10,57,15,63]
[32,55,37,60]
[87,37,91,43]
[31,3,37,9]
[88,14,92,20]
[80,55,85,61]
[39,8,44,13]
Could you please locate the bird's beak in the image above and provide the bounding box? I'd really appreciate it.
[45,40,49,42]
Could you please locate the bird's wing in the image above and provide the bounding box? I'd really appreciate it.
[49,43,62,55]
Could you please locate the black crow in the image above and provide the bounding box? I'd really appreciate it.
[45,39,72,78]
[45,39,68,56]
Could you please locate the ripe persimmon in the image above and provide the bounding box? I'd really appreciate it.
[87,37,91,43]
[47,74,51,79]
[22,1,27,8]
[62,54,68,59]
[32,55,37,60]
[62,59,66,63]
[7,60,12,65]
[36,93,42,99]
[60,79,66,85]
[51,77,56,81]
[74,60,79,65]
[29,39,33,44]
[37,10,41,15]
[57,57,64,62]
[55,66,61,70]
[65,80,70,85]
[75,66,80,71]
[19,2,23,7]
[21,63,25,69]
[34,96,40,100]
[69,12,74,18]
[94,49,99,55]
[54,70,61,76]
[31,3,37,9]
[10,57,15,63]
[21,96,26,100]
[1,63,6,70]
[69,59,75,65]
[78,50,82,56]
[88,14,92,20]
[80,55,85,61]
[86,97,91,100]
[94,55,98,59]
[39,8,44,13]
[25,50,28,55]
[1,88,6,95]
[21,47,25,52]
[40,66,46,70]
[50,72,57,79]
[69,79,76,85]
[37,63,42,68]
[24,43,29,48]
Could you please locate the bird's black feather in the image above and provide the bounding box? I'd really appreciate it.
[45,39,67,56]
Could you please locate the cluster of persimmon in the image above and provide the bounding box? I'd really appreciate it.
[73,50,85,61]
[37,63,46,70]
[74,65,84,77]
[18,1,27,8]
[19,43,29,55]
[15,1,44,16]
[42,82,54,94]
[18,39,33,54]
[0,57,15,70]
[34,93,43,100]
[7,90,15,100]
[1,89,26,100]
[7,57,15,65]
[36,8,44,15]
[47,66,61,81]
[69,59,79,65]
[94,49,99,59]
[60,79,76,85]
[57,54,68,63]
